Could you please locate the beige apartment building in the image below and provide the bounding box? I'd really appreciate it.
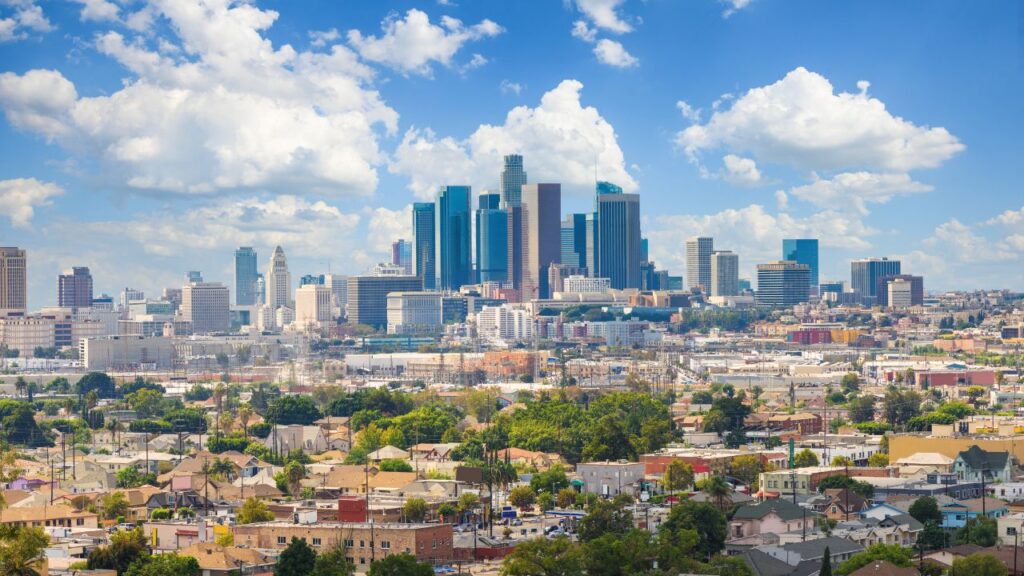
[232,521,453,570]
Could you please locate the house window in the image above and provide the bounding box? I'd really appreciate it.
[277,536,286,545]
[312,538,322,547]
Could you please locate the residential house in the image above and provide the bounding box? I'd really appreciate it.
[179,543,275,576]
[496,448,566,470]
[954,446,1013,483]
[729,500,818,541]
[265,425,328,454]
[367,446,411,464]
[820,489,869,521]
[766,536,864,563]
[0,504,99,529]
[940,497,1009,529]
[409,443,460,462]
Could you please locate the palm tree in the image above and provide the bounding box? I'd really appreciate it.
[237,404,254,440]
[14,376,27,399]
[701,476,732,512]
[213,383,227,436]
[106,419,120,454]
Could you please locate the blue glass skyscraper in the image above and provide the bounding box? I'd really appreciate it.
[560,213,589,270]
[413,202,436,290]
[437,185,472,291]
[782,239,819,289]
[476,192,508,283]
[234,247,258,306]
[596,183,642,290]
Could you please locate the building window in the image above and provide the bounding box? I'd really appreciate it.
[360,540,365,548]
[312,538,322,547]
[277,536,286,545]
[381,541,391,549]
[344,539,354,548]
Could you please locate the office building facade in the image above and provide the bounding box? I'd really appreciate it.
[347,275,423,329]
[234,247,258,306]
[0,247,27,312]
[876,274,924,307]
[756,261,811,307]
[58,266,93,309]
[520,183,561,301]
[476,193,508,284]
[295,284,333,329]
[266,246,291,310]
[500,154,527,207]
[851,258,901,298]
[782,239,819,291]
[386,292,443,335]
[391,239,413,275]
[560,213,589,271]
[182,282,230,334]
[437,185,472,291]
[412,202,436,290]
[597,190,642,290]
[686,237,713,292]
[710,251,739,297]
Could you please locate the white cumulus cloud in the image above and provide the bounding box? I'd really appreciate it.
[0,0,398,198]
[347,9,502,76]
[676,67,965,174]
[721,154,761,185]
[575,0,632,34]
[593,39,638,68]
[73,0,120,23]
[96,195,361,259]
[0,2,52,42]
[390,79,637,200]
[788,172,933,214]
[0,177,63,228]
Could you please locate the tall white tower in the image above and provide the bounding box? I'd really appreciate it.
[266,246,291,310]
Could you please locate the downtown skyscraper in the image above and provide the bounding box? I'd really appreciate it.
[234,247,258,306]
[266,245,291,310]
[561,213,589,271]
[851,257,901,299]
[686,237,714,292]
[520,183,561,300]
[437,185,472,291]
[596,184,642,290]
[412,202,436,290]
[391,239,412,275]
[782,239,819,293]
[57,266,93,308]
[476,192,508,284]
[0,247,26,312]
[500,154,527,207]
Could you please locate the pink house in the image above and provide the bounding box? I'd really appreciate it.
[728,500,819,540]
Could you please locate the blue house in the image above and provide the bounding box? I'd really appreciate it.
[940,497,1008,529]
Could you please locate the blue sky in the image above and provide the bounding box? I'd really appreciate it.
[0,0,1021,308]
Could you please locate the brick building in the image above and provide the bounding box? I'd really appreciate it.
[232,521,453,569]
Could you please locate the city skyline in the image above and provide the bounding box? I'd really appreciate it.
[0,0,1021,307]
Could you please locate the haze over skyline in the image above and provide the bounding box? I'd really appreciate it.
[0,0,1020,308]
